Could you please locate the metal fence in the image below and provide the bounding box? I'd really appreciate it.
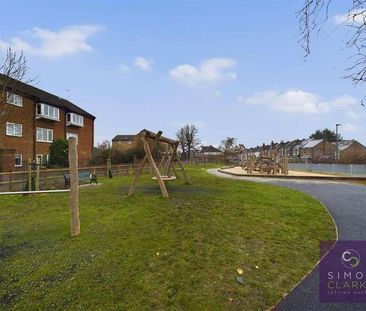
[0,163,150,193]
[288,163,366,176]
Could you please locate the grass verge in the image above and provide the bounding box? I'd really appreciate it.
[0,166,335,310]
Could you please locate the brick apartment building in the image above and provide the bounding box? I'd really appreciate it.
[0,75,95,172]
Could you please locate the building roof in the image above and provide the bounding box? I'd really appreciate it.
[112,135,136,142]
[334,140,356,151]
[301,139,323,148]
[201,145,221,153]
[0,74,95,119]
[284,139,303,149]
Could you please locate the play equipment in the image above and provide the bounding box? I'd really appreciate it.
[128,129,192,198]
[242,144,289,175]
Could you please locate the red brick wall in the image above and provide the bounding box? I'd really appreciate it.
[0,94,94,172]
[68,116,94,167]
[0,96,35,168]
[0,148,16,172]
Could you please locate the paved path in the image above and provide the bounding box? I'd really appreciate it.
[208,169,366,311]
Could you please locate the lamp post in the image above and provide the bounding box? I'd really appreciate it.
[335,123,341,164]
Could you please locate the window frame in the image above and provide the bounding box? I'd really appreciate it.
[66,112,84,127]
[36,103,60,121]
[6,122,22,137]
[36,127,54,143]
[6,91,23,107]
[14,154,23,167]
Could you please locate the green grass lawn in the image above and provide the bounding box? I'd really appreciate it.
[0,166,335,310]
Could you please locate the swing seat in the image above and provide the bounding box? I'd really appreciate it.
[152,175,177,181]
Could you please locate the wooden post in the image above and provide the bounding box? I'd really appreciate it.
[129,164,133,176]
[284,155,289,175]
[142,135,169,198]
[128,131,163,196]
[35,164,40,191]
[9,170,13,192]
[68,137,80,237]
[107,157,112,178]
[176,153,192,185]
[27,158,32,192]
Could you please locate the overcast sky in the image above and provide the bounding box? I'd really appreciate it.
[1,0,365,147]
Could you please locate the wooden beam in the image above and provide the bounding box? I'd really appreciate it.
[176,153,192,185]
[142,135,169,198]
[128,131,162,196]
[164,143,178,176]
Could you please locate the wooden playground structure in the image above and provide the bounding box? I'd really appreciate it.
[241,144,289,175]
[128,129,192,198]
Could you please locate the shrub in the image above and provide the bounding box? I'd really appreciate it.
[49,139,69,168]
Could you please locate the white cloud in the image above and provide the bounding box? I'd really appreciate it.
[346,110,360,120]
[342,123,357,132]
[331,95,357,107]
[118,63,131,73]
[334,9,366,25]
[169,57,237,86]
[238,89,357,114]
[0,25,102,59]
[134,56,153,71]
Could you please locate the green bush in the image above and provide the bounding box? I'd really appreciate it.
[90,147,145,165]
[49,139,69,168]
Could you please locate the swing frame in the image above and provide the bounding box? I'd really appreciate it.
[128,129,192,198]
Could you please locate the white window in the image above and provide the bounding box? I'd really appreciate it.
[15,154,22,167]
[36,154,49,166]
[66,132,78,144]
[66,113,84,127]
[6,122,22,137]
[7,92,23,107]
[36,103,60,121]
[36,127,53,143]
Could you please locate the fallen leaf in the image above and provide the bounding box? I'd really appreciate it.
[237,268,243,275]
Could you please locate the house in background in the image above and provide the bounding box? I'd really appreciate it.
[335,140,366,163]
[112,134,138,152]
[112,130,171,154]
[299,139,335,162]
[0,75,95,172]
[200,145,222,156]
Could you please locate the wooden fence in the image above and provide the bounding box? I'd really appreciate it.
[0,163,151,193]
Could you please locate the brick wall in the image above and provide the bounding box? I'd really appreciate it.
[0,95,94,172]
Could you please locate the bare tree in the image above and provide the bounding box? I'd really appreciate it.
[176,124,200,161]
[220,137,237,163]
[298,0,366,104]
[0,48,36,123]
[176,127,187,156]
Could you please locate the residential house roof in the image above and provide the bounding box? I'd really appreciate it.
[0,74,95,119]
[112,135,136,142]
[334,140,358,151]
[301,139,323,148]
[201,145,221,153]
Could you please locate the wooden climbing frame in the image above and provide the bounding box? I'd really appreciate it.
[128,129,192,198]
